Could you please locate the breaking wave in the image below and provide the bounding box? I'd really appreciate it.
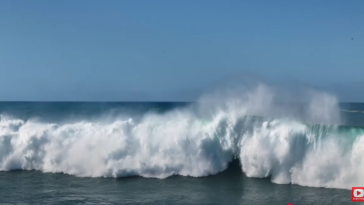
[0,83,363,190]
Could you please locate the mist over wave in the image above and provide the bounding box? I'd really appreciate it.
[0,83,363,190]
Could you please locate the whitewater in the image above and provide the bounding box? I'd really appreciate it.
[0,84,363,190]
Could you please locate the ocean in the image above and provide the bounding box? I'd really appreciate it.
[0,97,364,204]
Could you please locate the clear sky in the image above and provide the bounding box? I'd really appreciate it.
[0,1,363,101]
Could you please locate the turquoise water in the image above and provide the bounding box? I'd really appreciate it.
[0,102,363,204]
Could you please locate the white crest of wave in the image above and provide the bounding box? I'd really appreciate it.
[0,83,363,190]
[0,114,235,178]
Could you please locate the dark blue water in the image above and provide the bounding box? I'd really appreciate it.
[0,102,363,204]
[1,101,363,126]
[0,164,354,205]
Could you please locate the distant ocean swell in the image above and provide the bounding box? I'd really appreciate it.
[0,84,363,190]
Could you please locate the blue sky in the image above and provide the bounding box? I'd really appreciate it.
[0,1,363,101]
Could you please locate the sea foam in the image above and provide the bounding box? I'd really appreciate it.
[0,83,363,190]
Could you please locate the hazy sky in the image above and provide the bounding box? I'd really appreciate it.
[0,1,363,101]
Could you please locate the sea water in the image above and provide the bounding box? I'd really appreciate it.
[1,85,364,204]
